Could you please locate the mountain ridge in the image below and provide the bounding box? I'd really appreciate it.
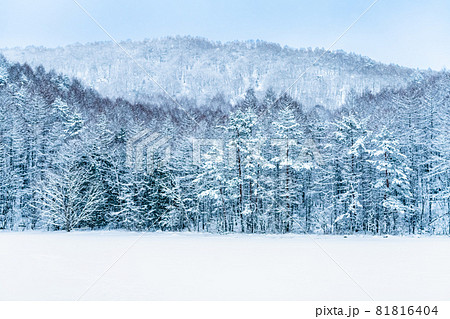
[0,36,428,109]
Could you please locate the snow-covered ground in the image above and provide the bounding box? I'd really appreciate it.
[0,231,449,300]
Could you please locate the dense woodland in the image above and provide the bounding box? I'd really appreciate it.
[0,53,449,234]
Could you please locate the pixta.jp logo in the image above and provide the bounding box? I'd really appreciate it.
[126,129,171,173]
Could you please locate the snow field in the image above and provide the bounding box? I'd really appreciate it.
[0,232,449,300]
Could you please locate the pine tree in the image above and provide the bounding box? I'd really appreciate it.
[331,113,369,233]
[369,127,412,234]
[271,99,302,232]
[224,91,259,232]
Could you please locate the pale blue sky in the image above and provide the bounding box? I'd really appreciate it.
[1,0,449,70]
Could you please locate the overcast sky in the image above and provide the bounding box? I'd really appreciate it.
[1,0,449,70]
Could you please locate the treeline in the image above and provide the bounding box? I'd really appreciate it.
[0,55,449,234]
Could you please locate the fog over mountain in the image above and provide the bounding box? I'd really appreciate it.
[0,36,427,109]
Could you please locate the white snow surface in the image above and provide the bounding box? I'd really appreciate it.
[0,231,449,300]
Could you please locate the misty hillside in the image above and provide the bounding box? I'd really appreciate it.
[0,36,426,109]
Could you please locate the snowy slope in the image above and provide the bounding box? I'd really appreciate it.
[0,36,423,109]
[1,232,449,300]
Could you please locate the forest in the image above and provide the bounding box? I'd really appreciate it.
[0,53,449,235]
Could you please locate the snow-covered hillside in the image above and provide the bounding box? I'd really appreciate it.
[1,232,449,300]
[0,36,423,108]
